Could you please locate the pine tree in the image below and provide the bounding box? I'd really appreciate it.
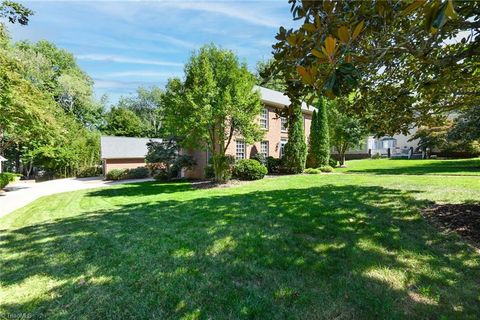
[307,98,330,167]
[284,103,307,173]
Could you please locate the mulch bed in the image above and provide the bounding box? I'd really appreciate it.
[423,204,480,249]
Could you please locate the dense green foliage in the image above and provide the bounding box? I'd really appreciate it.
[268,1,479,136]
[163,44,263,182]
[412,118,480,156]
[329,97,367,166]
[105,167,149,181]
[105,169,128,181]
[265,156,284,174]
[0,172,18,188]
[115,87,164,137]
[283,103,307,173]
[449,106,480,143]
[319,165,333,173]
[145,139,195,180]
[303,168,320,174]
[1,11,102,178]
[233,159,267,180]
[76,166,102,178]
[103,107,143,137]
[1,165,480,318]
[307,99,330,167]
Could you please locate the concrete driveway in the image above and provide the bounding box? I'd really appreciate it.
[0,177,153,218]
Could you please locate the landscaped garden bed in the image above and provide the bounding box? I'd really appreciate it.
[424,204,480,249]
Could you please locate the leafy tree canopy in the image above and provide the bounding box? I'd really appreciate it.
[268,0,479,135]
[103,107,143,137]
[163,44,263,181]
[328,96,368,166]
[117,86,164,137]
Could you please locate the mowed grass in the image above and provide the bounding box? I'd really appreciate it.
[336,157,480,175]
[1,172,480,318]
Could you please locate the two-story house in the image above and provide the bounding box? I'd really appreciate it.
[184,86,316,178]
[100,86,316,178]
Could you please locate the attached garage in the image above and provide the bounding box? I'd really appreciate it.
[100,136,163,175]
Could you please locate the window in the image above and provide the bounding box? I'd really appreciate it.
[281,117,288,132]
[280,138,288,158]
[260,108,268,129]
[382,138,397,149]
[260,141,269,157]
[236,140,245,160]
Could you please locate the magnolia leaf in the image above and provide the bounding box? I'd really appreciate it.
[431,1,448,31]
[352,20,364,40]
[324,72,336,92]
[445,0,458,19]
[286,34,297,46]
[337,26,350,43]
[303,23,316,32]
[323,0,333,14]
[324,36,337,56]
[402,0,426,16]
[311,48,324,58]
[296,66,313,85]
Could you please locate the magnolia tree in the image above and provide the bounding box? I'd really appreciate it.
[267,0,479,135]
[163,44,263,182]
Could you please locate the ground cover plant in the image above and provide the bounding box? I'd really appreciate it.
[1,160,479,319]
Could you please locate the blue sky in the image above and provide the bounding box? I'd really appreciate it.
[9,0,296,104]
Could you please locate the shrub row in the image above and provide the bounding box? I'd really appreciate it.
[0,172,20,189]
[105,167,150,181]
[233,159,267,180]
[77,166,102,178]
[205,156,268,181]
[303,166,334,174]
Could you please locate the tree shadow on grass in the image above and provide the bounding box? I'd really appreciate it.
[1,184,479,319]
[345,158,480,175]
[88,180,194,198]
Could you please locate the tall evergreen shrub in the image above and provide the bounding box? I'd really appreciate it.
[307,98,330,167]
[284,104,307,173]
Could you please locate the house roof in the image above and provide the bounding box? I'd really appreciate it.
[255,86,316,114]
[100,136,163,159]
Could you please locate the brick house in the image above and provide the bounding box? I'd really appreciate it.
[100,86,316,178]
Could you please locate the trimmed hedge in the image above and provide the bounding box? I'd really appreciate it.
[126,167,149,179]
[77,166,102,178]
[233,159,267,180]
[266,156,283,174]
[329,158,338,168]
[319,165,333,173]
[304,168,320,174]
[0,172,19,189]
[106,169,128,181]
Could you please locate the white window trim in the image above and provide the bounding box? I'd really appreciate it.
[281,117,288,133]
[260,108,269,130]
[260,141,269,157]
[236,140,246,160]
[280,139,288,158]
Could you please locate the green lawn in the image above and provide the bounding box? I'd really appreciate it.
[336,158,480,175]
[1,167,480,318]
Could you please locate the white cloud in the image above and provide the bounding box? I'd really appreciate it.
[76,54,183,67]
[162,1,283,28]
[101,71,181,78]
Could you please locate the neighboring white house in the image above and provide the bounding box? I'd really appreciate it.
[333,128,420,159]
